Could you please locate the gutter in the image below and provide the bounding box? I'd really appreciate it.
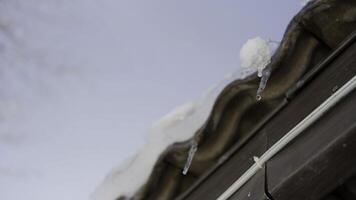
[217,74,356,200]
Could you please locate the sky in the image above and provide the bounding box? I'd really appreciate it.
[0,1,302,200]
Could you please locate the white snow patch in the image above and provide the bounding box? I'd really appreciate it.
[301,0,315,6]
[152,102,197,131]
[90,69,255,200]
[239,37,272,77]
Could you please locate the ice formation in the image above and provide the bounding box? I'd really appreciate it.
[92,36,281,200]
[240,37,277,100]
[92,36,278,200]
[239,37,271,77]
[91,69,255,200]
[182,140,198,175]
[256,67,272,101]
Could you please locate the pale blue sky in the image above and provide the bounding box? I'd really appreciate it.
[0,1,302,200]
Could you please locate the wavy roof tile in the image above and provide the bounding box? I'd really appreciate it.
[116,0,356,199]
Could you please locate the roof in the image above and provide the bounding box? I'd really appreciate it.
[182,34,356,199]
[118,0,356,199]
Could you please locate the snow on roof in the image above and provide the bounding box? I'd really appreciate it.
[301,0,315,6]
[92,0,356,199]
[90,68,256,200]
[239,37,272,77]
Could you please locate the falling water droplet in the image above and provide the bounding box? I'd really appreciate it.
[256,95,262,101]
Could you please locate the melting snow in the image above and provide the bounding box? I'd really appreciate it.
[240,37,277,100]
[90,69,255,200]
[151,102,197,131]
[0,1,298,200]
[301,0,315,6]
[240,37,271,77]
[92,33,282,200]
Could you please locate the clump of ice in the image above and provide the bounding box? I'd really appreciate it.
[239,37,271,77]
[90,69,255,200]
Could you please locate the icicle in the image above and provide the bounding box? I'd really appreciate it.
[256,67,271,101]
[182,140,198,175]
[255,39,278,100]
